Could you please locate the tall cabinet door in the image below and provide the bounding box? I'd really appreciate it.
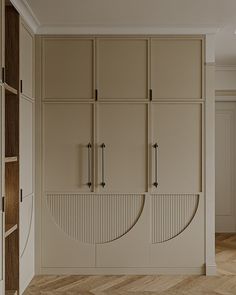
[20,22,33,98]
[152,103,202,193]
[19,96,34,293]
[44,103,93,192]
[0,86,4,295]
[97,103,147,192]
[19,20,35,294]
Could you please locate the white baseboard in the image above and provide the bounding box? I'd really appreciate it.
[205,264,217,276]
[41,266,205,275]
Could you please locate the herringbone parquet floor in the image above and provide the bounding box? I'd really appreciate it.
[24,234,236,295]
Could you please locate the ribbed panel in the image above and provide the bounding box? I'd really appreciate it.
[151,194,199,243]
[46,194,144,244]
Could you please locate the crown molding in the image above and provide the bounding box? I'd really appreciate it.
[10,0,40,33]
[36,24,219,35]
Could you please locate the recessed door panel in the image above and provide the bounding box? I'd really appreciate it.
[20,97,33,197]
[152,103,202,193]
[97,39,148,99]
[43,39,93,100]
[151,39,202,99]
[98,103,147,192]
[216,102,236,232]
[20,23,33,98]
[44,103,93,192]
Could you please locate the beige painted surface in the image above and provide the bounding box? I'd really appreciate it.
[20,97,33,196]
[20,23,33,98]
[0,86,4,294]
[42,196,95,267]
[150,195,205,268]
[151,39,202,99]
[43,39,93,100]
[98,103,147,192]
[216,102,236,232]
[152,103,202,193]
[44,103,93,192]
[96,194,149,268]
[97,39,148,99]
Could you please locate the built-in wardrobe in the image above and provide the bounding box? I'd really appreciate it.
[36,36,215,275]
[0,0,35,294]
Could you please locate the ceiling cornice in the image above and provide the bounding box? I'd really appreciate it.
[36,24,219,35]
[10,0,40,33]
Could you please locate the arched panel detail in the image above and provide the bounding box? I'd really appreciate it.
[46,194,145,244]
[20,195,34,257]
[151,194,199,243]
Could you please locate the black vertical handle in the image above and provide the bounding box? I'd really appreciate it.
[20,189,23,202]
[101,143,105,187]
[87,143,92,188]
[2,196,4,212]
[153,143,158,187]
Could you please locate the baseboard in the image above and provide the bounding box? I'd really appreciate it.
[41,266,205,275]
[205,264,217,276]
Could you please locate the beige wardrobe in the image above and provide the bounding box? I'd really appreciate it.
[0,1,35,294]
[37,36,206,274]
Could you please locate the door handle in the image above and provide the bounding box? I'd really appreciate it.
[153,143,158,187]
[101,143,106,188]
[87,143,92,188]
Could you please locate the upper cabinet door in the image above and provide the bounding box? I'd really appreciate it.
[151,38,203,99]
[97,39,148,100]
[43,39,94,100]
[44,103,93,192]
[0,0,4,84]
[152,103,202,193]
[98,103,147,192]
[20,22,33,98]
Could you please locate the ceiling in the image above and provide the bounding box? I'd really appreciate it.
[24,0,236,65]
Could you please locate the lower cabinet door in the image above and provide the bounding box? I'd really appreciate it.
[44,103,93,192]
[97,103,147,193]
[20,195,34,293]
[152,103,202,193]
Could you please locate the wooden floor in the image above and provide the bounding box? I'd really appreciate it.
[24,234,236,295]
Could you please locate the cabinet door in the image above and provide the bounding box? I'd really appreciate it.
[43,39,93,100]
[20,97,33,197]
[98,103,147,192]
[151,39,202,99]
[44,103,93,192]
[152,103,202,193]
[97,39,148,100]
[0,86,4,295]
[20,22,33,98]
[0,0,4,83]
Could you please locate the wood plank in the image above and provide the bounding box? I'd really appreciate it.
[5,224,17,238]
